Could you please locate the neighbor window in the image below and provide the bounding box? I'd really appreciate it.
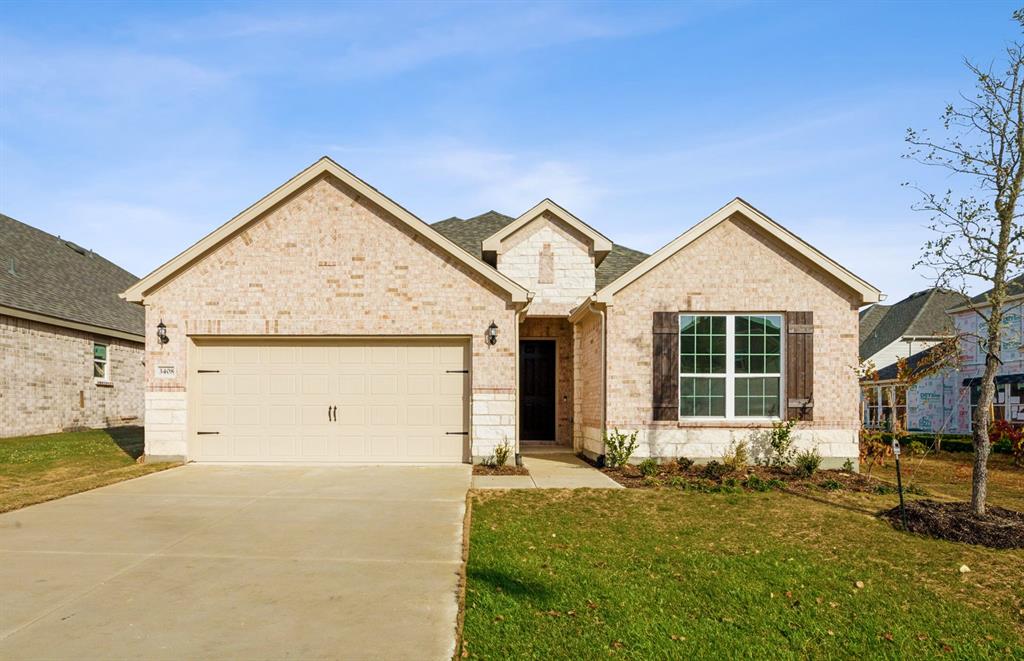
[679,314,783,418]
[861,384,907,431]
[93,343,109,381]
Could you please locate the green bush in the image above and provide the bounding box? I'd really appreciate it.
[820,478,842,491]
[639,458,659,477]
[676,456,694,470]
[794,449,822,478]
[604,428,639,469]
[842,458,855,473]
[701,460,730,480]
[667,475,687,489]
[492,441,512,467]
[873,483,897,495]
[721,440,749,470]
[762,420,798,468]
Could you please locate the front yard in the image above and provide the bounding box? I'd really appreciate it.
[0,427,179,513]
[462,454,1024,658]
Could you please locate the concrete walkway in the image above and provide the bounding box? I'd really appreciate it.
[0,464,470,660]
[472,450,622,489]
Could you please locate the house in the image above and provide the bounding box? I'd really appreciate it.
[858,288,965,431]
[0,214,145,437]
[122,157,880,466]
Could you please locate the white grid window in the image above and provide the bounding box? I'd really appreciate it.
[679,314,783,419]
[93,343,109,381]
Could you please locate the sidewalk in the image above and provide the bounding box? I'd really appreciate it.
[472,450,622,490]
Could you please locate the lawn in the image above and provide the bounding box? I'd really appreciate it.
[0,427,179,513]
[462,456,1024,658]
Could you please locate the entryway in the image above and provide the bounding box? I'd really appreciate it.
[520,339,556,441]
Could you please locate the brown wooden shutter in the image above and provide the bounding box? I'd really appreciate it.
[652,312,679,421]
[785,311,814,421]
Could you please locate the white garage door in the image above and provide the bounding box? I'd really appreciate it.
[190,339,469,463]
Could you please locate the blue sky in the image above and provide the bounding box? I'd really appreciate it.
[1,1,1020,302]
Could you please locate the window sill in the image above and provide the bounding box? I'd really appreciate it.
[675,419,780,429]
[95,381,114,388]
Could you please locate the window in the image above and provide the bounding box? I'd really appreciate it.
[862,384,907,431]
[93,343,109,381]
[679,314,782,418]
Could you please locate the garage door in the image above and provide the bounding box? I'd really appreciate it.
[190,339,469,463]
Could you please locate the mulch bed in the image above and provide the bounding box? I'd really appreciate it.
[599,460,881,494]
[472,464,530,476]
[881,499,1024,549]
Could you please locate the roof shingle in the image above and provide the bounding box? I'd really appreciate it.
[0,213,144,337]
[859,288,966,360]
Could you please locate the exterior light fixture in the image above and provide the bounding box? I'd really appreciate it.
[486,321,499,346]
[156,320,169,345]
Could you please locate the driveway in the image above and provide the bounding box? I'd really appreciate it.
[0,464,471,660]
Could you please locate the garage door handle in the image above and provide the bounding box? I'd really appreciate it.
[328,405,336,422]
[446,370,469,374]
[446,431,469,436]
[197,431,219,435]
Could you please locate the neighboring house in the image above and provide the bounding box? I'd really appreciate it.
[858,288,965,432]
[0,214,145,438]
[123,157,879,467]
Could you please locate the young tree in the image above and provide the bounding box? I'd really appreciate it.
[906,11,1024,516]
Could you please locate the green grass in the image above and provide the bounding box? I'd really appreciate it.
[463,488,1024,659]
[0,427,178,512]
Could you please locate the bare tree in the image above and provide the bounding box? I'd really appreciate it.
[906,10,1024,516]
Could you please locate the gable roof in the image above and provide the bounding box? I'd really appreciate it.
[0,213,144,339]
[593,198,881,305]
[858,287,966,361]
[947,273,1024,313]
[122,157,529,304]
[479,199,613,265]
[431,212,648,290]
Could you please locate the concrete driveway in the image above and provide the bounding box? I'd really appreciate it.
[0,464,471,660]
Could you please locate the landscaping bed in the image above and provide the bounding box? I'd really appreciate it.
[600,459,883,495]
[881,499,1024,549]
[473,464,530,476]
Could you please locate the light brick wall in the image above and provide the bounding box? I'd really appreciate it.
[604,213,861,462]
[497,212,595,316]
[572,309,604,453]
[520,317,573,443]
[0,314,144,438]
[143,175,517,460]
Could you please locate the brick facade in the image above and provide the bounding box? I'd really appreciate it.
[0,314,144,437]
[571,309,604,456]
[142,175,517,460]
[602,214,862,466]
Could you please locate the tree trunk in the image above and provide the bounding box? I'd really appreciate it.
[971,361,996,516]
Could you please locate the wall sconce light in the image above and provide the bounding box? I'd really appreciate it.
[486,321,499,346]
[156,320,169,345]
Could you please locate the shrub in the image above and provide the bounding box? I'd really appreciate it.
[721,439,749,470]
[820,478,842,491]
[642,476,661,488]
[990,419,1024,466]
[667,475,687,489]
[701,460,730,480]
[743,474,771,492]
[639,458,659,477]
[604,428,639,469]
[676,456,695,470]
[492,441,512,467]
[794,449,822,478]
[906,440,927,456]
[842,458,855,473]
[761,420,798,468]
[873,483,897,495]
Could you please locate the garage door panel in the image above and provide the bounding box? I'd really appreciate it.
[192,339,468,463]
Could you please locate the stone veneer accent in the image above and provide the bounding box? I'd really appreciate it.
[497,212,596,316]
[0,314,144,437]
[142,175,517,461]
[602,214,862,464]
[520,316,574,444]
[470,391,516,462]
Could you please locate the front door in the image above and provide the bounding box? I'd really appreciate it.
[520,340,556,441]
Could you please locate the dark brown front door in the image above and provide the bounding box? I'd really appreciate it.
[520,340,556,441]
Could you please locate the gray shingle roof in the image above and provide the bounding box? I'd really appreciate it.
[859,288,966,361]
[969,273,1024,305]
[0,213,144,337]
[431,211,648,291]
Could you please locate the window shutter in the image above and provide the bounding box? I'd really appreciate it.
[652,312,679,421]
[785,311,814,421]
